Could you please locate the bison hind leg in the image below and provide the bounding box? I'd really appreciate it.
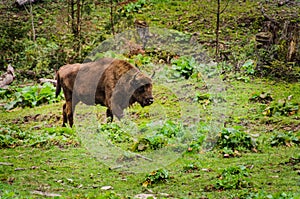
[106,108,113,123]
[62,103,68,127]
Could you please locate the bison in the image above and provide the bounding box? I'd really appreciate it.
[56,58,154,127]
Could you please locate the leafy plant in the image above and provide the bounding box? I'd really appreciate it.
[171,56,197,79]
[157,120,183,138]
[208,165,252,191]
[3,83,63,110]
[263,99,299,117]
[241,59,256,75]
[132,120,185,151]
[122,0,146,15]
[182,163,199,173]
[187,134,206,153]
[187,122,208,152]
[268,131,300,147]
[99,123,132,144]
[142,168,169,187]
[131,54,151,67]
[241,190,297,199]
[249,92,273,104]
[132,134,168,152]
[194,92,211,106]
[0,125,78,148]
[215,127,257,156]
[0,125,26,148]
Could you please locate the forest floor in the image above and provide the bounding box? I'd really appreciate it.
[1,76,300,198]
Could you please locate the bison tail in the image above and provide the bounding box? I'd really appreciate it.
[55,73,61,98]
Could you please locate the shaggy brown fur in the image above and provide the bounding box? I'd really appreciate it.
[56,58,153,127]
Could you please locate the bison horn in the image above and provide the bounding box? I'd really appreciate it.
[151,71,156,79]
[133,72,140,81]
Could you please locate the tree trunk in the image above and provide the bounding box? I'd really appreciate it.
[110,0,115,35]
[215,0,220,61]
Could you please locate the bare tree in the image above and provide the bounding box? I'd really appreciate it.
[215,0,229,61]
[110,0,115,35]
[23,1,36,41]
[68,0,83,52]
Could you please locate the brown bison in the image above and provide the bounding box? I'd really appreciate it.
[56,58,154,127]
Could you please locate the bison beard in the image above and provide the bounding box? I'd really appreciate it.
[56,58,154,127]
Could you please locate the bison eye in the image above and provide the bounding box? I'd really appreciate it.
[137,86,145,93]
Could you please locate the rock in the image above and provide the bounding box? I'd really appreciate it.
[100,185,113,190]
[134,193,156,199]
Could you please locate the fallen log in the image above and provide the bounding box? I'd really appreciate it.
[0,64,15,88]
[38,78,57,86]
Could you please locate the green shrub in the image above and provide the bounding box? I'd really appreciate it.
[122,0,146,15]
[171,56,197,79]
[132,120,185,152]
[157,120,183,138]
[0,125,78,148]
[263,100,299,117]
[269,131,300,147]
[182,163,199,173]
[249,92,273,104]
[142,168,169,187]
[241,190,297,199]
[241,59,256,75]
[132,134,168,152]
[207,165,252,191]
[0,125,26,148]
[2,83,62,110]
[98,123,132,144]
[215,127,257,156]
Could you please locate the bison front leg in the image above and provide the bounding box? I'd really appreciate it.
[106,100,124,122]
[111,104,124,120]
[106,108,113,123]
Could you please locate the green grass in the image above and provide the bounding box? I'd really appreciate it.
[1,78,300,198]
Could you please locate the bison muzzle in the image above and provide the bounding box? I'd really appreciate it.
[56,58,154,127]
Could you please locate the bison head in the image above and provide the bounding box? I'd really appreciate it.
[130,72,154,107]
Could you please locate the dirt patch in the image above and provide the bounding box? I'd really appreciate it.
[12,113,61,125]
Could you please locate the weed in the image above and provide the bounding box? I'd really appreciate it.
[207,165,252,191]
[249,92,273,104]
[0,125,78,148]
[268,131,300,147]
[98,123,132,144]
[171,56,197,79]
[187,137,205,153]
[121,0,146,16]
[240,190,297,199]
[215,127,257,156]
[2,83,63,110]
[182,163,199,173]
[132,134,168,152]
[132,120,184,151]
[263,99,299,117]
[142,168,169,187]
[131,54,152,67]
[157,120,183,138]
[194,93,211,104]
[0,125,26,148]
[187,122,208,152]
[241,59,256,75]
